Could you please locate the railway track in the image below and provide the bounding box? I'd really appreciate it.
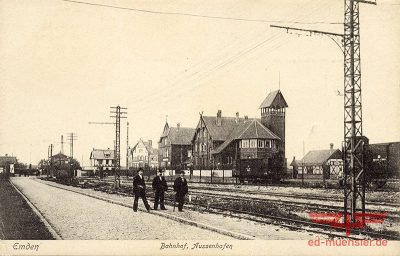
[82,180,399,240]
[188,185,400,208]
[79,177,400,212]
[83,177,400,208]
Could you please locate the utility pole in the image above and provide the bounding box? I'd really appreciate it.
[48,144,53,177]
[271,0,376,228]
[61,135,64,154]
[67,133,78,177]
[89,105,127,188]
[126,121,129,176]
[110,106,128,187]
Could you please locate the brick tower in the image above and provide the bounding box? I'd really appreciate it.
[259,90,288,156]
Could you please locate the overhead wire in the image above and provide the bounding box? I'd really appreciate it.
[61,0,342,25]
[126,0,340,115]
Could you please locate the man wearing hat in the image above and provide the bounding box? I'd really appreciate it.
[152,168,168,210]
[133,168,151,212]
[173,170,188,212]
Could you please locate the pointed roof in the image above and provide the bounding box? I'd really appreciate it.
[200,116,248,141]
[159,122,195,146]
[52,153,69,159]
[259,90,288,109]
[90,149,114,160]
[301,149,342,165]
[0,155,17,165]
[168,127,195,145]
[212,119,280,154]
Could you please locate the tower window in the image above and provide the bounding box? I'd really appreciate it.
[250,139,257,148]
[242,140,249,148]
[258,140,264,148]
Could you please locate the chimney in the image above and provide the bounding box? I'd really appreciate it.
[329,143,334,154]
[148,140,152,147]
[216,110,222,126]
[244,115,249,121]
[177,123,180,130]
[235,112,239,124]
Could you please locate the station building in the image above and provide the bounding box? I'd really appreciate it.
[191,90,288,174]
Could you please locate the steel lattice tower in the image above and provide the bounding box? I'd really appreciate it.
[343,0,370,224]
[110,106,127,186]
[271,0,376,227]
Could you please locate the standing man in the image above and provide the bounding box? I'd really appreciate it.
[173,170,188,212]
[152,169,168,210]
[133,168,151,212]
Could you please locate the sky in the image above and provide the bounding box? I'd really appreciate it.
[1,0,399,167]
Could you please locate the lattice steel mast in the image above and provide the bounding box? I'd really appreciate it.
[271,0,376,226]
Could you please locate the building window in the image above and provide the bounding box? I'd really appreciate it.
[265,140,271,148]
[250,139,257,148]
[166,149,169,157]
[258,140,264,148]
[164,138,168,146]
[242,140,249,148]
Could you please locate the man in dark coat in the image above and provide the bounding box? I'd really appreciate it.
[173,170,188,212]
[132,168,151,212]
[152,169,168,210]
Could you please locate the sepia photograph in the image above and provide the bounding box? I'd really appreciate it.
[0,0,399,255]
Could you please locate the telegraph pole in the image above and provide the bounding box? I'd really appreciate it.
[48,144,53,177]
[271,0,376,227]
[67,133,78,177]
[61,135,64,154]
[126,121,130,177]
[110,106,128,187]
[89,105,127,187]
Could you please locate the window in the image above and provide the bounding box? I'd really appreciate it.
[258,140,264,148]
[164,138,168,146]
[265,140,271,148]
[195,144,198,152]
[166,149,169,157]
[241,140,249,148]
[250,139,257,148]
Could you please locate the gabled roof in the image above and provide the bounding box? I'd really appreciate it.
[90,149,114,160]
[168,127,195,145]
[290,159,302,167]
[201,116,246,141]
[259,90,288,109]
[0,156,17,165]
[212,119,280,154]
[51,153,69,159]
[301,149,342,165]
[131,139,159,155]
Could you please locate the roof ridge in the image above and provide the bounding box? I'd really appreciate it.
[237,120,254,139]
[254,119,280,139]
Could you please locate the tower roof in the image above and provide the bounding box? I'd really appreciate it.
[259,90,288,109]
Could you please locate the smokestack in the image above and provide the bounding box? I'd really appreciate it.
[148,140,152,147]
[177,123,180,130]
[329,143,334,154]
[216,110,222,126]
[235,112,239,124]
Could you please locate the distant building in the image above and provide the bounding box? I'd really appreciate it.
[0,154,17,174]
[298,143,343,180]
[129,139,158,169]
[90,148,115,172]
[51,153,69,166]
[158,122,195,170]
